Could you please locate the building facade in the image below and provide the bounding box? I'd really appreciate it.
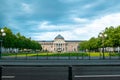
[38,34,83,52]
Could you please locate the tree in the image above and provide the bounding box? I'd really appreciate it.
[3,27,16,48]
[79,25,120,52]
[88,37,100,51]
[2,27,42,53]
[79,41,89,51]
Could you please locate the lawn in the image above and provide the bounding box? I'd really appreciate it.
[88,52,109,57]
[2,53,37,57]
[35,52,88,56]
[2,52,120,57]
[2,52,88,57]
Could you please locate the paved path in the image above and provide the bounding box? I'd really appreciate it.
[0,60,120,66]
[2,56,120,60]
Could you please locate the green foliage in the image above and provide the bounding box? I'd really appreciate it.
[79,41,88,50]
[2,27,42,51]
[104,26,120,47]
[79,25,120,51]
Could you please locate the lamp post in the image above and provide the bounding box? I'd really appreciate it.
[99,32,107,59]
[0,28,6,59]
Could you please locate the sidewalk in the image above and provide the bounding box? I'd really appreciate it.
[0,60,120,66]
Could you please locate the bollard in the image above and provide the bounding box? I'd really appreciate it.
[0,66,2,80]
[68,66,72,80]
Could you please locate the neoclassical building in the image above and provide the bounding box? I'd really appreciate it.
[38,34,83,52]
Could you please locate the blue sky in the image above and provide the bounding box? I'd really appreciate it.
[1,0,120,40]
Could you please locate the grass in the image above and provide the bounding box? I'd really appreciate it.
[2,53,37,57]
[2,52,120,57]
[2,52,88,57]
[109,53,120,56]
[36,52,88,57]
[88,52,110,57]
[88,52,120,57]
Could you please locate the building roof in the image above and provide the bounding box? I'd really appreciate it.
[38,40,53,42]
[65,40,84,42]
[38,40,84,43]
[55,34,64,39]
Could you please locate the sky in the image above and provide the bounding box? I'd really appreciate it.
[1,0,120,40]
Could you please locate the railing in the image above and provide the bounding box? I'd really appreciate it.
[1,52,120,60]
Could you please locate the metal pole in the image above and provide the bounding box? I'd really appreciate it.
[109,52,111,60]
[103,39,105,59]
[26,52,27,60]
[69,53,70,60]
[0,40,2,59]
[47,52,48,60]
[89,52,90,60]
[99,32,107,59]
[77,52,79,60]
[15,52,17,60]
[68,66,72,80]
[37,52,38,60]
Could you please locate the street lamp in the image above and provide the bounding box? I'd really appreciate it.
[99,32,107,59]
[0,28,6,59]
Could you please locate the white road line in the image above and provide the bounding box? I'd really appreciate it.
[74,75,120,78]
[2,76,15,78]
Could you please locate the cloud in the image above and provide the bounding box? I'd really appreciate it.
[72,13,120,39]
[36,21,75,31]
[83,0,104,9]
[21,3,33,13]
[32,32,58,40]
[1,0,120,41]
[59,0,80,3]
[31,13,120,40]
[72,17,89,23]
[37,21,57,30]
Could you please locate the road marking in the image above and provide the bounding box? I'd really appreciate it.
[75,75,120,78]
[2,76,15,78]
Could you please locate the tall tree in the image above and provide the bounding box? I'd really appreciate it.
[2,27,42,52]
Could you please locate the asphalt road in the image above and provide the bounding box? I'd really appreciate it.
[2,67,68,80]
[2,66,120,80]
[73,66,120,80]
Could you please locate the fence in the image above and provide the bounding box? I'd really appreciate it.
[1,52,120,60]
